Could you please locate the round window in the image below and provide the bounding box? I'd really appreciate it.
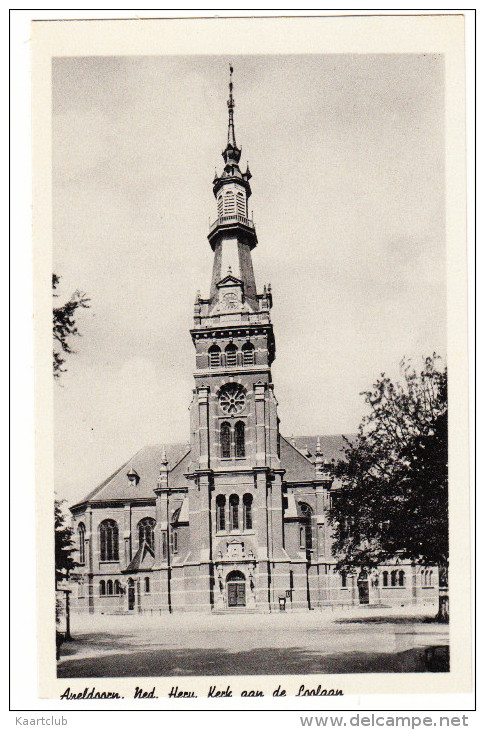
[219,383,246,415]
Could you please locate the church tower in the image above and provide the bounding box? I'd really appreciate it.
[185,67,288,611]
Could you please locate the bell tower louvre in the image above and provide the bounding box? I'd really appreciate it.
[68,67,438,615]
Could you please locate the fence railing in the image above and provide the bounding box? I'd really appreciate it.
[209,213,254,233]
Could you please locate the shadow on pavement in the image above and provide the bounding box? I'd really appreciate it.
[57,645,450,677]
[334,616,437,625]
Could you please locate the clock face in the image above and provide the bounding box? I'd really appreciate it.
[219,383,246,415]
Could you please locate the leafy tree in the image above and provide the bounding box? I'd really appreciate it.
[329,355,448,620]
[53,274,90,378]
[55,498,79,586]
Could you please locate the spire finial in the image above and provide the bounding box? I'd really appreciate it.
[227,64,236,148]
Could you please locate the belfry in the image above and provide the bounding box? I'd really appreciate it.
[69,69,438,613]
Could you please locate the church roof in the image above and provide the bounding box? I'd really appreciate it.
[71,443,191,509]
[71,435,351,510]
[279,435,350,483]
[290,435,351,465]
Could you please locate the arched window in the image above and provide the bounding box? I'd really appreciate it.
[235,421,246,458]
[216,494,226,532]
[114,580,122,595]
[242,342,255,366]
[229,494,239,531]
[99,580,106,596]
[243,493,253,530]
[299,502,313,551]
[99,519,119,561]
[78,522,86,565]
[391,570,397,587]
[224,190,235,215]
[138,517,156,551]
[341,571,347,588]
[221,421,231,459]
[106,579,113,596]
[209,344,221,368]
[428,570,433,586]
[382,571,389,587]
[225,343,238,367]
[236,190,246,216]
[398,570,405,587]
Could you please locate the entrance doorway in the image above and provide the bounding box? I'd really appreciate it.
[128,578,135,610]
[357,571,369,604]
[226,570,246,607]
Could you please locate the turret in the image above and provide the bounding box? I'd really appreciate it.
[157,446,169,491]
[208,66,257,257]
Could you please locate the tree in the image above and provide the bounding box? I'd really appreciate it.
[55,498,79,586]
[53,274,90,378]
[329,355,448,620]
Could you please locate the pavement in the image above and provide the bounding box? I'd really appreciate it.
[57,603,449,677]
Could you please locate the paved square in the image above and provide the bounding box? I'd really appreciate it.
[57,604,449,677]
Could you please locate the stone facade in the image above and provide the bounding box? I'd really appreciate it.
[69,72,438,614]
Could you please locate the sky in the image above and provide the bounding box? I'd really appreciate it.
[52,54,446,505]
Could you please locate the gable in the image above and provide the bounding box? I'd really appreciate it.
[123,540,155,573]
[217,273,243,288]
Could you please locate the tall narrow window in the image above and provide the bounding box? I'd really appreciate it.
[216,494,226,532]
[99,580,106,596]
[78,522,86,565]
[398,570,405,587]
[242,342,255,366]
[243,493,253,530]
[145,577,150,593]
[391,570,397,587]
[209,345,221,368]
[235,421,245,458]
[382,571,389,587]
[106,579,113,596]
[299,502,313,551]
[341,571,347,588]
[217,195,223,217]
[225,343,237,367]
[229,494,239,530]
[221,421,231,458]
[99,519,119,561]
[138,517,156,551]
[114,580,122,595]
[162,531,168,561]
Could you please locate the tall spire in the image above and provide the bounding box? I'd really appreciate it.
[222,64,241,166]
[227,64,236,148]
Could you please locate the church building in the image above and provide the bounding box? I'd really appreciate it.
[69,71,437,613]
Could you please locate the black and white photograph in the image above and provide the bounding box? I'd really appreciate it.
[26,14,471,705]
